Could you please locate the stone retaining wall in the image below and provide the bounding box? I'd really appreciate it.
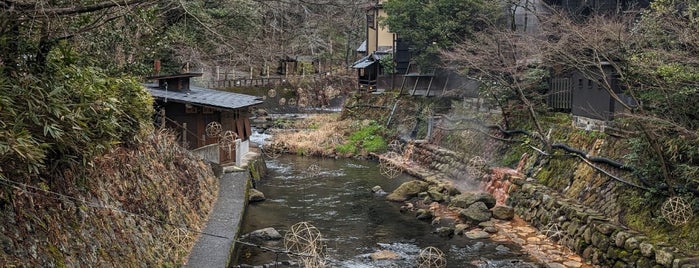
[508,182,698,268]
[404,141,699,268]
[407,142,475,181]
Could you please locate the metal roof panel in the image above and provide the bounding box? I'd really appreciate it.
[145,84,262,110]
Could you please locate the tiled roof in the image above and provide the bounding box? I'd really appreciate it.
[145,84,262,110]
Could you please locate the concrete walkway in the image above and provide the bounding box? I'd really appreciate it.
[184,170,248,268]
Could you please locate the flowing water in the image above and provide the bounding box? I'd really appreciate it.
[233,155,541,268]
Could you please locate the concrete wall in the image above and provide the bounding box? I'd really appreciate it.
[191,143,220,164]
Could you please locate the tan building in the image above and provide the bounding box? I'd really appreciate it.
[364,0,395,55]
[352,0,399,91]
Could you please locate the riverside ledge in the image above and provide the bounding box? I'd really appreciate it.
[184,169,249,268]
[185,150,267,268]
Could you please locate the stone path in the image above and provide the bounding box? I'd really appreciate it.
[490,217,594,268]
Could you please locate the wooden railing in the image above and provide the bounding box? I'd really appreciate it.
[206,77,286,89]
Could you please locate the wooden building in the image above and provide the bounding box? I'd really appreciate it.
[146,73,262,163]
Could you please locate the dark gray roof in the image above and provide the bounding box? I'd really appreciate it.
[145,84,262,110]
[356,40,367,52]
[351,52,393,69]
[351,55,376,69]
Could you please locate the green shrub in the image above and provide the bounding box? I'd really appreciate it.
[0,49,153,180]
[335,120,387,155]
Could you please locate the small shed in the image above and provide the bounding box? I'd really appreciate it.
[548,63,635,130]
[145,73,262,163]
[351,51,391,91]
[277,55,320,75]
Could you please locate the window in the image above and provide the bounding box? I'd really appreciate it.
[185,104,198,114]
[203,107,214,114]
[367,14,375,29]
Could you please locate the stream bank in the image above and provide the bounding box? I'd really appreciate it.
[262,107,698,267]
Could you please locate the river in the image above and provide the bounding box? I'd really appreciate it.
[233,154,542,268]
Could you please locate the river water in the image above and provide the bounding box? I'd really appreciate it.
[233,155,541,268]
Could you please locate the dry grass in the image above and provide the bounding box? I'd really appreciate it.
[0,130,218,267]
[272,114,355,157]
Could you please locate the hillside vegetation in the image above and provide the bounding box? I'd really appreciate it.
[0,48,218,266]
[0,131,217,266]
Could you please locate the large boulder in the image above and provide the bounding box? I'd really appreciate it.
[246,227,282,240]
[491,205,515,220]
[249,188,266,202]
[386,180,429,202]
[449,192,496,209]
[459,202,492,223]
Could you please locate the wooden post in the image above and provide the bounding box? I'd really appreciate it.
[182,122,187,147]
[160,109,166,129]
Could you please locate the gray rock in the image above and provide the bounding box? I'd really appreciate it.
[386,180,429,202]
[450,192,496,209]
[639,242,654,257]
[624,236,643,251]
[491,206,515,220]
[464,230,490,239]
[459,202,492,223]
[483,226,498,233]
[495,245,510,252]
[478,221,494,228]
[434,227,454,237]
[615,231,633,248]
[655,247,674,266]
[455,224,469,235]
[595,223,617,235]
[371,186,387,196]
[249,189,266,202]
[247,227,282,240]
[427,190,445,202]
[415,209,434,220]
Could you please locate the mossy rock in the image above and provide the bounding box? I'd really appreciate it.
[386,180,429,202]
[450,192,496,209]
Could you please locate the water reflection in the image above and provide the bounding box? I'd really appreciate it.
[234,155,540,268]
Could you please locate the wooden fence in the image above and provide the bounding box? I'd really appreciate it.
[207,77,286,89]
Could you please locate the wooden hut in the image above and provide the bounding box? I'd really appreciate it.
[145,73,262,164]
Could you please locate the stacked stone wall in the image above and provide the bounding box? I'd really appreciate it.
[408,142,475,181]
[507,182,699,267]
[406,141,699,267]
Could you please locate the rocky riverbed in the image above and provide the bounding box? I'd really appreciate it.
[377,152,597,268]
